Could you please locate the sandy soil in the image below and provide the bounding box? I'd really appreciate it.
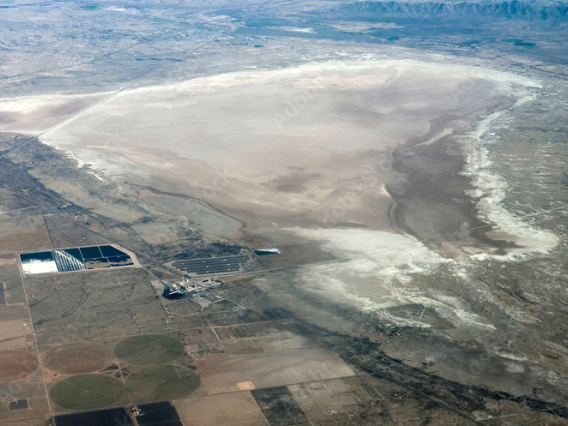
[0,214,52,255]
[0,319,26,351]
[194,346,355,394]
[173,392,269,426]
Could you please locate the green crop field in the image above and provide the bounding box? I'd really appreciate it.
[49,374,125,410]
[114,334,184,365]
[126,364,200,403]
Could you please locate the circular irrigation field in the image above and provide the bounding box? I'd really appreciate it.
[114,334,184,366]
[49,374,125,410]
[126,364,200,403]
[0,350,39,384]
[41,342,114,375]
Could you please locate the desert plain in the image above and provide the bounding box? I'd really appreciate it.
[0,2,568,424]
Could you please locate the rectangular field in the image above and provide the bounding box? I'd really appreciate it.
[252,387,310,426]
[0,319,27,350]
[194,347,355,394]
[173,392,269,426]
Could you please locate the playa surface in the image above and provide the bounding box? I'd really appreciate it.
[4,61,538,248]
[0,59,551,312]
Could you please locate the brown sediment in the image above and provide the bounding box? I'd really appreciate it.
[41,342,113,375]
[0,350,39,383]
[129,183,244,227]
[386,98,520,257]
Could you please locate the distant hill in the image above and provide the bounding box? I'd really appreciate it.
[340,1,568,24]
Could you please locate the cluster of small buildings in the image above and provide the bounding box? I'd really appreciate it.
[161,275,221,299]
